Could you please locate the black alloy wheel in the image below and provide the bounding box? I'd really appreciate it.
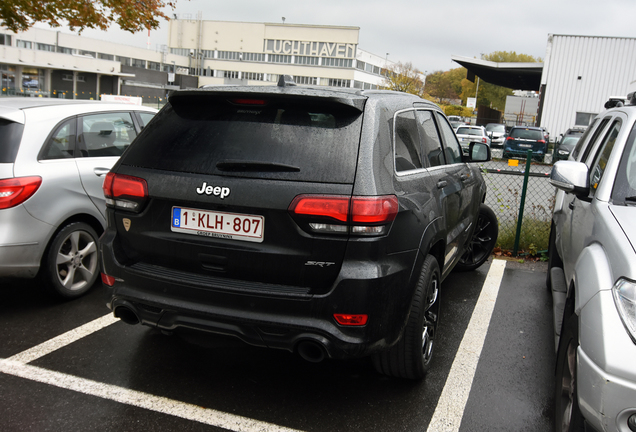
[372,254,441,380]
[455,204,498,272]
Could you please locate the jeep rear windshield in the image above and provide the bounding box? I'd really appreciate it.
[121,95,364,184]
[0,119,25,163]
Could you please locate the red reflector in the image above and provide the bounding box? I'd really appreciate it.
[103,172,148,199]
[0,176,42,209]
[289,195,350,222]
[101,273,116,286]
[334,314,368,326]
[231,98,267,105]
[351,195,398,224]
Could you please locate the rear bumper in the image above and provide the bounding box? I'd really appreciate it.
[100,229,418,359]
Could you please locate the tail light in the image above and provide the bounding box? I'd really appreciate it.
[103,172,148,212]
[0,176,42,209]
[538,139,546,144]
[289,194,398,236]
[482,137,488,144]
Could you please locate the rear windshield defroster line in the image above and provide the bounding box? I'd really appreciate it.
[121,97,364,184]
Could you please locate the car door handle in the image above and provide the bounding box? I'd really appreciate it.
[94,167,110,177]
[437,180,447,189]
[460,173,470,182]
[569,200,575,210]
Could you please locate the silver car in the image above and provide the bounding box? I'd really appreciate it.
[547,94,636,432]
[0,98,157,298]
[455,125,490,155]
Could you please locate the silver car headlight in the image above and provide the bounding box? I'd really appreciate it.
[612,278,636,343]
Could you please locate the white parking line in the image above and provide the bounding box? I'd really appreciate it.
[426,259,507,432]
[7,313,119,364]
[0,359,302,432]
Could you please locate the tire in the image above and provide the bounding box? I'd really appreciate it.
[546,222,563,290]
[555,310,585,432]
[41,222,100,299]
[454,204,498,272]
[372,254,441,380]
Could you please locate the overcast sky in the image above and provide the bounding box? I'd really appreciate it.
[53,0,636,73]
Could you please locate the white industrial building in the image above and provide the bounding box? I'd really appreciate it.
[0,19,397,104]
[539,34,636,139]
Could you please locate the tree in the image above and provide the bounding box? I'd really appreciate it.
[424,68,465,103]
[0,0,180,34]
[383,62,426,97]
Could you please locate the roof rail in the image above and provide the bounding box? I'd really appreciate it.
[604,96,627,109]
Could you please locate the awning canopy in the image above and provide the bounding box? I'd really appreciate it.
[451,55,543,90]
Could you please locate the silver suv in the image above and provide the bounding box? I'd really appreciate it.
[547,94,636,432]
[0,98,156,298]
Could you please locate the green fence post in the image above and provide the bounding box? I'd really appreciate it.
[513,149,533,256]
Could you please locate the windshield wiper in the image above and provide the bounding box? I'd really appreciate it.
[216,160,300,172]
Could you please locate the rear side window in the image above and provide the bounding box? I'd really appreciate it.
[510,128,543,140]
[589,120,621,195]
[0,119,24,163]
[39,118,76,160]
[415,110,445,167]
[79,112,137,157]
[435,113,463,164]
[136,112,155,129]
[121,96,363,183]
[394,110,423,172]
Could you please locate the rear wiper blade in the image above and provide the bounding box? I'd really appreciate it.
[216,160,300,172]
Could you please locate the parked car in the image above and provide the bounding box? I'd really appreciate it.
[558,127,586,145]
[0,98,157,298]
[547,93,636,432]
[455,125,491,155]
[450,120,464,132]
[503,126,548,162]
[553,135,581,161]
[485,123,507,148]
[100,77,498,380]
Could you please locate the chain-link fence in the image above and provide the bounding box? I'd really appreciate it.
[479,149,556,255]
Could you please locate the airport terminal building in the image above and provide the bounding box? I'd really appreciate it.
[0,18,395,104]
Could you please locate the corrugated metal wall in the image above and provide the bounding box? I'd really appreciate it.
[540,34,636,140]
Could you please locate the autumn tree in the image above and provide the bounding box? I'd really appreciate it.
[0,0,181,34]
[383,62,426,97]
[424,68,465,103]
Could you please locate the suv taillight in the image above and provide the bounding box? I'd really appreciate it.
[289,195,398,236]
[103,172,148,212]
[0,176,42,209]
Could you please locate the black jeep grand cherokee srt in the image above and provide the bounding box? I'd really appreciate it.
[100,78,497,379]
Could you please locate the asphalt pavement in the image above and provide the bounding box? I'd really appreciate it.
[0,258,554,431]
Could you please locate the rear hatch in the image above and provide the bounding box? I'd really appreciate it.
[108,88,366,294]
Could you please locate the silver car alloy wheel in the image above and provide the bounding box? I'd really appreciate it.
[55,230,98,291]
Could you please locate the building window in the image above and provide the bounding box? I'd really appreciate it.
[57,46,73,55]
[16,40,32,49]
[79,50,95,58]
[223,70,239,79]
[294,76,318,85]
[116,56,131,66]
[322,57,353,68]
[218,51,239,60]
[131,58,146,68]
[242,72,264,81]
[0,34,12,46]
[21,68,44,92]
[148,61,161,71]
[243,52,264,62]
[98,53,114,61]
[267,54,292,64]
[170,48,190,57]
[323,78,351,88]
[356,60,366,71]
[295,56,319,66]
[575,112,597,127]
[36,43,55,52]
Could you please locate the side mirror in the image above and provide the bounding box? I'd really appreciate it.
[466,142,491,162]
[550,161,589,198]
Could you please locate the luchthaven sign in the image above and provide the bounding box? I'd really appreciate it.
[264,40,356,58]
